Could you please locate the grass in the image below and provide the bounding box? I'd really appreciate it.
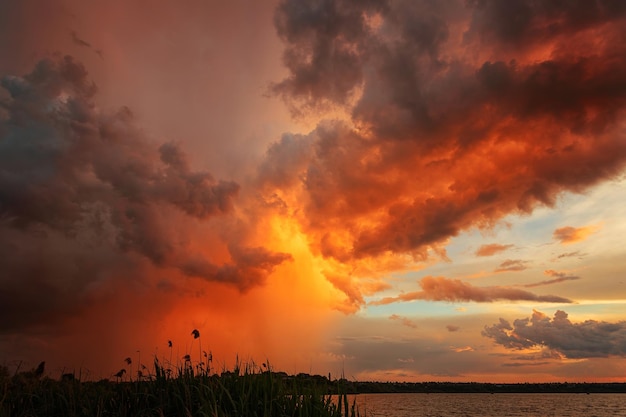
[0,357,359,417]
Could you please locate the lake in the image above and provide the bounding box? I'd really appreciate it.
[344,393,626,416]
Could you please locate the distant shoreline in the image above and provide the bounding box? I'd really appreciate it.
[283,373,626,394]
[330,380,626,394]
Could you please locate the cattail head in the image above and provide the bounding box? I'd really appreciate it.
[124,357,132,365]
[34,361,45,378]
[191,329,200,339]
[183,354,191,362]
[168,340,173,348]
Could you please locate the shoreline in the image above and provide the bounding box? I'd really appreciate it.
[334,381,626,394]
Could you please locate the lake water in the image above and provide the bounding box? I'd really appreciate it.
[344,393,626,417]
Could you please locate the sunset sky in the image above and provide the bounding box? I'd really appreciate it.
[1,0,626,383]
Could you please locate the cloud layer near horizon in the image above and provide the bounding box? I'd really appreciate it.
[483,310,626,358]
[371,276,572,305]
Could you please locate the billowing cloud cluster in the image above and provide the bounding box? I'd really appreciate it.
[0,56,291,331]
[483,310,626,358]
[3,0,625,335]
[264,0,626,306]
[371,276,572,305]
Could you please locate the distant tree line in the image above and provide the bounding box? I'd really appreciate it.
[288,373,626,394]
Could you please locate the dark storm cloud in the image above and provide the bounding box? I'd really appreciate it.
[181,244,293,292]
[267,0,626,280]
[0,56,290,331]
[257,132,314,189]
[483,310,626,358]
[271,0,388,108]
[466,0,626,48]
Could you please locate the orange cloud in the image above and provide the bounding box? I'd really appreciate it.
[553,225,599,244]
[452,346,474,353]
[494,259,529,272]
[324,273,365,314]
[370,276,572,305]
[2,0,626,381]
[264,0,626,310]
[475,243,514,257]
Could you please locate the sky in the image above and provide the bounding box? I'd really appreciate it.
[1,0,626,383]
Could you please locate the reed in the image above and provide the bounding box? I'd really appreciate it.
[0,357,359,417]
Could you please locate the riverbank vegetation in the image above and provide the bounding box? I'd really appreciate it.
[0,359,359,417]
[3,358,626,417]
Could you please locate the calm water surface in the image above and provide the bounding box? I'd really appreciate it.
[345,393,626,417]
